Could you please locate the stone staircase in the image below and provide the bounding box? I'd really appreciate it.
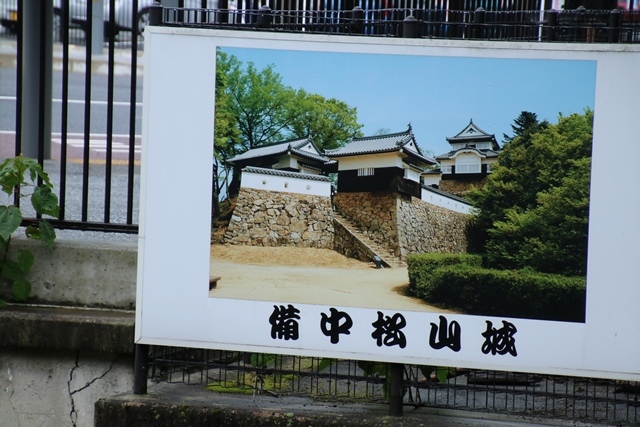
[333,211,405,268]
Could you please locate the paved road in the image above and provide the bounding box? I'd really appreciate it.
[0,39,142,242]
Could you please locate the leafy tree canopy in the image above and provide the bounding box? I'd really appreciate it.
[467,110,593,276]
[212,50,363,210]
[215,50,362,154]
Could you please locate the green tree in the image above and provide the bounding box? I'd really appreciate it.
[286,89,362,150]
[214,51,362,202]
[467,110,593,275]
[212,51,241,217]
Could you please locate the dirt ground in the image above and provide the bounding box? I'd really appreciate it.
[209,245,454,313]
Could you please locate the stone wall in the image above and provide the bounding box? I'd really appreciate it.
[333,192,400,256]
[333,219,379,264]
[223,187,334,248]
[333,191,469,260]
[438,178,486,197]
[397,196,469,258]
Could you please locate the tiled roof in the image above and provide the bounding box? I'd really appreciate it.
[242,166,332,182]
[290,148,336,165]
[436,147,501,161]
[326,129,436,165]
[228,136,331,164]
[326,131,413,156]
[422,168,442,175]
[447,120,495,142]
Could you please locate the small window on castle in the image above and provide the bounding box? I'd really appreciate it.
[284,182,289,188]
[357,168,375,177]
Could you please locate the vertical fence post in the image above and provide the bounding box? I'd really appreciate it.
[133,344,150,395]
[403,15,420,38]
[149,1,163,26]
[22,1,53,161]
[219,0,229,23]
[545,9,558,42]
[351,6,364,34]
[576,5,587,42]
[258,6,272,28]
[473,7,485,39]
[388,363,404,416]
[608,8,620,43]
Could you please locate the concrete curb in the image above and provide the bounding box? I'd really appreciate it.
[0,304,135,354]
[95,382,601,427]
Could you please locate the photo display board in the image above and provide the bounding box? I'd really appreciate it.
[136,27,640,380]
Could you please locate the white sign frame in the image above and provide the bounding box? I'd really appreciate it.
[136,26,640,380]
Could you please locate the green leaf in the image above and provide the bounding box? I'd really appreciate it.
[434,367,456,383]
[31,186,60,218]
[25,225,40,239]
[2,258,25,281]
[0,157,20,195]
[316,358,335,372]
[12,279,31,302]
[250,353,276,368]
[38,220,56,253]
[17,250,35,275]
[0,298,6,308]
[0,205,22,241]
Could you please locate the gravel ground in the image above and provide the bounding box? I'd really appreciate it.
[210,244,454,313]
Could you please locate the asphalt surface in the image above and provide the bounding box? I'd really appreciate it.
[0,36,141,243]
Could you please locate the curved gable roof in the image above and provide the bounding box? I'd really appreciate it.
[435,147,501,161]
[326,128,436,166]
[227,136,331,165]
[446,119,500,150]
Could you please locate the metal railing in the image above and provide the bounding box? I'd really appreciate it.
[155,4,640,43]
[148,347,640,424]
[3,0,142,234]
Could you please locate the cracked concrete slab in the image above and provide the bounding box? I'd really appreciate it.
[0,349,134,427]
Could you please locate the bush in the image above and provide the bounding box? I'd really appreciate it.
[414,266,585,323]
[406,253,483,290]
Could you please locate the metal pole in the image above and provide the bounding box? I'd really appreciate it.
[133,344,149,394]
[403,15,419,38]
[607,9,620,43]
[388,363,404,416]
[21,1,53,160]
[258,6,272,28]
[473,7,485,39]
[149,2,164,26]
[91,0,104,55]
[545,9,558,42]
[351,6,364,34]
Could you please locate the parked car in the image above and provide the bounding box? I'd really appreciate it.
[0,0,219,39]
[0,0,86,35]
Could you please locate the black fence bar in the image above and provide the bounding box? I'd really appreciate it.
[13,0,23,209]
[105,0,117,224]
[128,0,140,226]
[81,0,92,223]
[59,0,70,221]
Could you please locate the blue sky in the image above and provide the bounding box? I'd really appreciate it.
[221,47,596,156]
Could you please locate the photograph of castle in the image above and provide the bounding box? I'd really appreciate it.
[208,47,596,321]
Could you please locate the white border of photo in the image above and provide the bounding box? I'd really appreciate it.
[135,27,640,380]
